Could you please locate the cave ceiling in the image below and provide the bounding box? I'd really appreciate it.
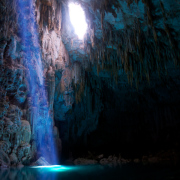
[60,0,180,87]
[57,0,180,151]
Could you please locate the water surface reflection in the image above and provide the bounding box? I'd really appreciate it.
[0,164,180,180]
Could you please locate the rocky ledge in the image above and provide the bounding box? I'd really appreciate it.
[67,150,180,166]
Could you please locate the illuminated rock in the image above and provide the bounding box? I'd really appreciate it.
[0,0,180,167]
[32,157,51,166]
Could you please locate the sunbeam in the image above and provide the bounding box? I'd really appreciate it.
[69,3,87,39]
[16,0,57,164]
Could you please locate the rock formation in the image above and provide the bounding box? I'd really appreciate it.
[0,0,62,166]
[0,0,180,166]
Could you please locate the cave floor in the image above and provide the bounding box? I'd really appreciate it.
[0,164,180,180]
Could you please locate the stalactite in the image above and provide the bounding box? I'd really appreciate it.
[70,0,180,91]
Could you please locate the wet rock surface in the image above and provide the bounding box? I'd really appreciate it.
[31,157,51,166]
[0,0,180,167]
[57,0,180,160]
[0,0,62,166]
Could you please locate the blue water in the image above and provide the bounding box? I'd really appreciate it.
[0,164,180,180]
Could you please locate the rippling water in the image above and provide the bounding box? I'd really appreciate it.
[0,164,180,180]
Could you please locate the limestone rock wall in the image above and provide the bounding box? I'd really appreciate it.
[0,0,67,166]
[57,0,180,158]
[0,0,180,164]
[0,0,32,167]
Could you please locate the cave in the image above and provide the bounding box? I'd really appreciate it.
[0,0,180,179]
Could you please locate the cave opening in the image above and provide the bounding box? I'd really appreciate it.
[68,3,87,39]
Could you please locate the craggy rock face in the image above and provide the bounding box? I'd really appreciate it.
[0,0,180,165]
[0,104,31,167]
[20,120,31,145]
[4,105,22,134]
[0,0,62,166]
[56,0,180,158]
[17,143,31,163]
[0,121,4,138]
[0,150,10,167]
[9,153,18,165]
[0,141,9,153]
[1,67,24,97]
[0,89,9,120]
[15,83,28,104]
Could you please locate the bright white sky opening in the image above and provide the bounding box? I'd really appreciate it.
[69,3,87,39]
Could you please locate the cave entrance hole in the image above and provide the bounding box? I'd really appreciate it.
[69,3,87,39]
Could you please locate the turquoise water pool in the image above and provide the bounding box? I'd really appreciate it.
[0,164,180,180]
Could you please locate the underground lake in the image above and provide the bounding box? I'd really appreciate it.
[1,164,180,180]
